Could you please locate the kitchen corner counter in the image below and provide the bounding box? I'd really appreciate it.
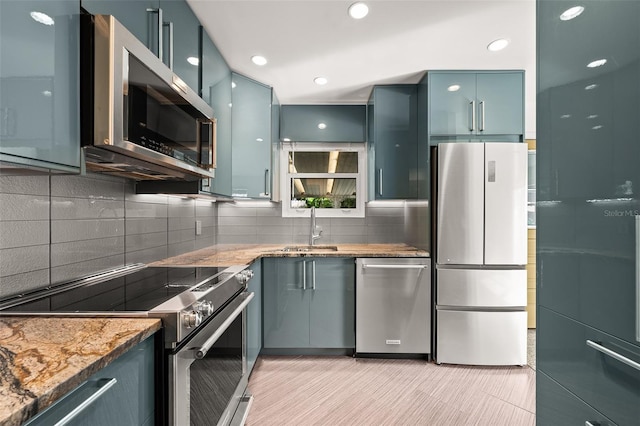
[0,317,161,426]
[150,243,430,267]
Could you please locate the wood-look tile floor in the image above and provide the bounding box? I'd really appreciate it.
[246,356,536,426]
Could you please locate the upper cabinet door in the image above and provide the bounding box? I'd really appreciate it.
[200,27,232,196]
[159,0,199,93]
[280,105,366,142]
[429,73,477,135]
[231,73,272,198]
[81,0,161,56]
[0,0,80,171]
[476,72,524,136]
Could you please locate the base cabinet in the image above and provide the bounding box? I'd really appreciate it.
[26,335,156,426]
[263,258,355,351]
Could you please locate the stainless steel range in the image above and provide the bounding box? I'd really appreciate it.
[0,263,256,426]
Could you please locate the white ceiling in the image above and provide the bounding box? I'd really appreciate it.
[187,0,537,138]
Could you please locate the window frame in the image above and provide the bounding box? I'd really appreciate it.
[279,142,367,218]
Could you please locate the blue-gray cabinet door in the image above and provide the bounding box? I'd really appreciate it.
[247,259,262,373]
[0,0,80,172]
[27,335,156,426]
[159,0,199,93]
[81,0,161,56]
[200,27,232,196]
[371,85,419,199]
[309,258,355,348]
[476,72,524,136]
[231,73,272,199]
[429,73,477,136]
[280,105,366,142]
[263,258,310,348]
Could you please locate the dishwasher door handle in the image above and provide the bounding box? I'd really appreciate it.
[361,264,429,270]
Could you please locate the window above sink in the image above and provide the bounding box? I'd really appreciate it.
[280,142,366,217]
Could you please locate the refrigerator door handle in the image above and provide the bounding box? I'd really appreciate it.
[487,160,496,183]
[636,215,640,342]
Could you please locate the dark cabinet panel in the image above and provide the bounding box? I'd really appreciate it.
[247,259,262,374]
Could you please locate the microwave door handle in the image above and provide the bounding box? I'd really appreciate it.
[196,118,217,169]
[209,118,217,169]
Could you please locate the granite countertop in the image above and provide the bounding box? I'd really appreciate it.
[0,317,161,426]
[150,243,430,267]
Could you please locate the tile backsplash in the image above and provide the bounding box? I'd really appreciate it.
[0,172,428,299]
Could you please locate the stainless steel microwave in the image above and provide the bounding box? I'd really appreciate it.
[81,14,216,181]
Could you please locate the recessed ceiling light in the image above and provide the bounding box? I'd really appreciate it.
[231,82,236,89]
[42,90,52,97]
[256,138,264,142]
[283,138,291,142]
[587,59,607,68]
[348,2,369,19]
[587,114,598,119]
[318,123,327,130]
[560,114,572,119]
[251,55,267,66]
[447,84,461,92]
[592,125,603,130]
[30,11,54,26]
[314,77,328,85]
[584,84,598,90]
[487,38,509,52]
[560,6,585,21]
[187,57,199,66]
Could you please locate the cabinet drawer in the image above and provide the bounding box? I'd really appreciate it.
[538,307,640,426]
[436,310,527,365]
[437,268,526,307]
[537,371,615,426]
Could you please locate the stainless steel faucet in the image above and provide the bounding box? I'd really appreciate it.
[309,206,322,245]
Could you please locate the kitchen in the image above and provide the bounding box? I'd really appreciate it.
[0,1,638,425]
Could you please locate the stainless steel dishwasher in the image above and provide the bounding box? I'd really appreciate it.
[356,258,431,355]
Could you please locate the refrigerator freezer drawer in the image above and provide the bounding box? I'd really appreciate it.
[437,268,527,307]
[436,310,527,366]
[356,258,431,354]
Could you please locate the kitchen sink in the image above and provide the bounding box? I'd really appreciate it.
[280,245,339,252]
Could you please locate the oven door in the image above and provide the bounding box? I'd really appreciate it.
[169,292,254,426]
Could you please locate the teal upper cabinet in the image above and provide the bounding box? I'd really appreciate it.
[231,73,273,199]
[280,105,366,142]
[368,85,420,200]
[81,0,199,93]
[200,26,232,196]
[159,0,200,93]
[0,0,80,172]
[428,71,524,138]
[263,257,355,351]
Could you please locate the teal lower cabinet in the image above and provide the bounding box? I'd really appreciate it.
[26,334,157,426]
[247,259,262,374]
[263,258,355,353]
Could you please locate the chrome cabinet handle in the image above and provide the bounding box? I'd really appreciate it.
[636,215,640,342]
[195,292,254,359]
[163,21,174,69]
[146,8,163,61]
[196,118,217,168]
[378,169,383,196]
[54,378,118,426]
[302,261,307,290]
[312,260,316,290]
[479,101,485,131]
[469,101,475,131]
[264,169,270,196]
[362,264,429,270]
[586,340,640,371]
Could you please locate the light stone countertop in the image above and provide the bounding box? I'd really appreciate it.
[149,243,430,267]
[0,317,161,426]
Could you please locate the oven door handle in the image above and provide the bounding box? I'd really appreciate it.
[194,292,254,359]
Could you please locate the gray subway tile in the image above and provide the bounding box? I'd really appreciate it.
[194,216,215,228]
[125,201,168,219]
[51,236,125,267]
[168,199,195,218]
[51,254,125,284]
[0,269,50,299]
[217,225,257,236]
[255,204,281,216]
[51,219,124,243]
[195,227,216,249]
[125,218,168,235]
[125,190,169,204]
[169,216,196,231]
[51,197,125,220]
[259,225,293,236]
[0,245,49,277]
[126,246,168,264]
[217,205,257,217]
[330,225,367,237]
[51,174,124,200]
[195,201,217,217]
[168,240,196,257]
[0,221,49,249]
[0,194,50,221]
[330,218,367,227]
[330,235,368,244]
[257,234,294,244]
[216,235,258,244]
[168,229,195,245]
[125,232,168,252]
[219,216,257,227]
[256,216,293,226]
[0,175,50,196]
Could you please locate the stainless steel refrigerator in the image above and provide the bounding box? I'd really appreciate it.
[435,142,528,366]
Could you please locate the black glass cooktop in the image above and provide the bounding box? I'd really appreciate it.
[2,267,226,313]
